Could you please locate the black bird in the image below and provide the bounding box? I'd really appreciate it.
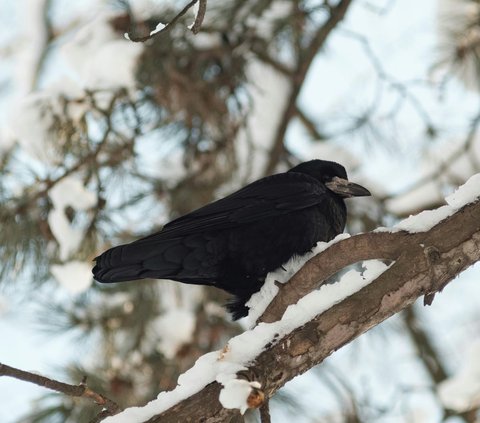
[93,160,370,319]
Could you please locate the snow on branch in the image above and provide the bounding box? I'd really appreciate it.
[97,174,480,423]
[260,174,480,322]
[124,0,207,43]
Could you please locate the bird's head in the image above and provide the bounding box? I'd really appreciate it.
[289,159,371,198]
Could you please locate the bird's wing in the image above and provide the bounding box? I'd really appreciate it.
[138,172,327,241]
[93,172,328,284]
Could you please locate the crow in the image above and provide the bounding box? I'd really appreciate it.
[93,160,370,319]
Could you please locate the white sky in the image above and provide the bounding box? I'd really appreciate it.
[1,0,479,422]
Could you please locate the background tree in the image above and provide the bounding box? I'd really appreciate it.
[0,0,479,422]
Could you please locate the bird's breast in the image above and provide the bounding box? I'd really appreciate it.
[224,202,345,278]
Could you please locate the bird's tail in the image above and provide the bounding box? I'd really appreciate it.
[93,240,175,283]
[93,244,143,283]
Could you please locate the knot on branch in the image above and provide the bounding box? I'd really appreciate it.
[221,369,266,410]
[247,386,265,409]
[424,245,441,264]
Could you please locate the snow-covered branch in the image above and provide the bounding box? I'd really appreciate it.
[124,0,205,42]
[259,171,479,322]
[100,175,480,423]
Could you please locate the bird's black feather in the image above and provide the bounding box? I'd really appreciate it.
[93,160,370,319]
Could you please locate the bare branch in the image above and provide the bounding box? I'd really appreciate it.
[125,0,203,43]
[0,362,121,417]
[295,105,328,140]
[403,307,477,423]
[383,106,480,202]
[31,0,55,90]
[340,28,434,129]
[251,43,294,77]
[259,399,271,423]
[190,0,207,34]
[264,0,354,175]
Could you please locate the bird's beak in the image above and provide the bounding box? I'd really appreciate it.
[325,177,371,198]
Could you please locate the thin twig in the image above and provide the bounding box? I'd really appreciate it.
[381,105,480,201]
[259,399,271,423]
[340,28,434,129]
[126,0,201,42]
[32,0,55,90]
[190,0,207,34]
[264,0,354,175]
[295,106,328,140]
[13,90,127,215]
[403,306,476,423]
[251,43,294,76]
[0,362,121,416]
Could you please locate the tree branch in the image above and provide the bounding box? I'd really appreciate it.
[259,399,271,423]
[260,197,480,322]
[138,197,480,422]
[190,0,207,34]
[31,0,55,90]
[382,105,480,203]
[403,306,477,423]
[0,363,121,418]
[294,105,328,141]
[264,0,353,175]
[125,0,203,42]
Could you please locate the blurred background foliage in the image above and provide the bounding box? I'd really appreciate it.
[0,0,479,422]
